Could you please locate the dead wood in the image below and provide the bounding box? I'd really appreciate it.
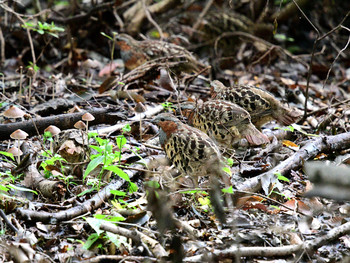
[24,164,66,200]
[17,177,125,224]
[237,132,350,194]
[23,164,66,200]
[80,255,157,262]
[0,108,126,140]
[183,221,350,261]
[16,156,156,223]
[99,222,167,257]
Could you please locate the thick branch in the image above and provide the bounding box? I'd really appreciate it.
[183,221,350,261]
[237,132,350,194]
[0,108,126,140]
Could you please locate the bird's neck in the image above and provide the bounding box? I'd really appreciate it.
[158,121,178,145]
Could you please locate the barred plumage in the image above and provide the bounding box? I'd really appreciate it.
[152,113,222,177]
[178,100,269,146]
[210,80,301,128]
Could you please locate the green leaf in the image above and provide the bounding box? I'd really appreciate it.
[273,19,278,35]
[226,158,234,167]
[8,184,38,195]
[122,124,131,133]
[222,166,232,176]
[222,186,234,194]
[105,232,129,249]
[116,135,127,149]
[275,172,290,182]
[83,233,100,250]
[144,180,160,188]
[48,32,59,38]
[180,190,208,195]
[101,32,113,40]
[128,182,138,193]
[0,185,9,192]
[105,166,130,182]
[274,125,294,132]
[0,151,15,160]
[85,217,104,235]
[84,155,104,180]
[89,145,104,154]
[77,187,96,197]
[110,190,126,196]
[94,214,125,222]
[198,197,210,206]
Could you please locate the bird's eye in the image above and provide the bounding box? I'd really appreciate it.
[160,117,165,121]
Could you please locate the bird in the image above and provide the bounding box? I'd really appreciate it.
[152,113,223,178]
[177,100,270,146]
[210,80,301,128]
[115,33,203,71]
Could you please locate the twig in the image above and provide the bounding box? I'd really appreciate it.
[183,221,350,261]
[141,0,164,40]
[237,132,350,195]
[1,3,36,81]
[192,0,214,31]
[80,255,157,263]
[323,26,350,89]
[291,0,350,120]
[0,25,5,65]
[214,31,308,67]
[307,98,350,117]
[234,190,311,217]
[0,209,18,233]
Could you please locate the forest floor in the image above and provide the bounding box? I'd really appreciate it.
[1,1,350,262]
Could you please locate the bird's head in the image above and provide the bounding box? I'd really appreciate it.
[152,113,183,145]
[210,80,227,98]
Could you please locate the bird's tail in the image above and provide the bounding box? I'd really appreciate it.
[275,107,302,126]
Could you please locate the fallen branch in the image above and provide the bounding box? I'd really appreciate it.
[237,132,350,194]
[17,156,157,223]
[24,164,66,200]
[0,108,126,140]
[17,178,125,224]
[183,221,350,261]
[91,104,164,135]
[99,222,168,258]
[80,255,157,263]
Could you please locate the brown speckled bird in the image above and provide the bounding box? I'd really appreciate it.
[152,113,223,177]
[210,80,301,128]
[178,100,270,146]
[115,34,203,71]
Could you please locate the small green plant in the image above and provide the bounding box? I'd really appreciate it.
[22,21,65,38]
[40,152,67,177]
[223,157,235,176]
[82,214,130,251]
[161,102,173,111]
[222,185,234,194]
[27,62,40,72]
[275,172,290,183]
[274,33,294,42]
[84,126,138,192]
[265,172,291,199]
[0,170,38,199]
[0,151,15,162]
[101,32,118,68]
[275,124,319,137]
